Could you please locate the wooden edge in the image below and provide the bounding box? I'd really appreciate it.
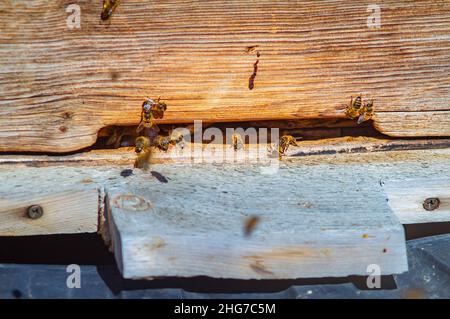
[383,179,450,224]
[0,187,99,236]
[1,137,449,166]
[105,178,407,280]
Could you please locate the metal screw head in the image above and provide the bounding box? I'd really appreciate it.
[423,198,440,211]
[27,205,43,219]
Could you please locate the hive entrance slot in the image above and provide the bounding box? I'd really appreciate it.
[95,118,383,151]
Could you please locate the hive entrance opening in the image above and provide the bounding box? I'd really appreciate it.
[95,118,384,151]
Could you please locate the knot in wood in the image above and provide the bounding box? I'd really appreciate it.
[112,194,153,211]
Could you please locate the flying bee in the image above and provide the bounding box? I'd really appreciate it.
[243,216,261,237]
[101,0,120,20]
[345,95,363,119]
[278,135,301,159]
[231,133,244,151]
[134,136,152,170]
[357,99,374,124]
[136,97,167,134]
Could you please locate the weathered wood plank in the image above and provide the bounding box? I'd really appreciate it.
[384,179,450,224]
[0,0,449,152]
[0,147,448,237]
[0,187,98,236]
[1,137,449,166]
[105,164,408,279]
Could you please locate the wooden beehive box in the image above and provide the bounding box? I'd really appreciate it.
[0,0,449,280]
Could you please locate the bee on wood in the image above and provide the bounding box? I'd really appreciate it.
[231,133,244,151]
[170,131,186,150]
[345,95,363,120]
[345,95,374,124]
[134,136,152,170]
[153,135,172,152]
[357,99,374,124]
[152,134,182,152]
[101,0,120,20]
[278,135,301,158]
[136,98,167,134]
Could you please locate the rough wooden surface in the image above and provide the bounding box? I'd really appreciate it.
[0,0,449,152]
[106,165,408,279]
[384,179,450,224]
[0,148,448,281]
[0,187,98,236]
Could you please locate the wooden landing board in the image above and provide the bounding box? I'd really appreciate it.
[0,1,449,152]
[105,163,409,279]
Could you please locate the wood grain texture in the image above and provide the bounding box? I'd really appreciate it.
[0,137,448,166]
[0,147,448,274]
[0,187,99,236]
[0,0,449,152]
[105,165,408,279]
[384,179,450,224]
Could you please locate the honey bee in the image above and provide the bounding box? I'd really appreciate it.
[231,133,244,151]
[244,216,261,237]
[134,136,152,170]
[153,135,172,152]
[136,98,167,134]
[170,131,186,150]
[345,95,374,124]
[101,0,120,20]
[357,99,374,124]
[152,133,185,152]
[345,95,363,119]
[278,135,301,158]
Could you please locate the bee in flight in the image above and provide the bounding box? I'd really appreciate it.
[278,135,301,159]
[101,0,120,20]
[134,136,152,171]
[136,97,167,134]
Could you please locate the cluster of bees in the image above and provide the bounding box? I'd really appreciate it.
[134,98,184,170]
[345,95,374,124]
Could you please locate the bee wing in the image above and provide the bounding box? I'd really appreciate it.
[357,113,366,125]
[136,121,144,133]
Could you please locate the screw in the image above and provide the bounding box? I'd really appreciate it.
[423,198,440,211]
[27,205,43,219]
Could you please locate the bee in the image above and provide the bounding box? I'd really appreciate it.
[134,136,152,170]
[136,98,167,134]
[153,135,172,152]
[244,216,261,237]
[101,0,120,21]
[357,99,374,124]
[345,95,363,119]
[170,131,186,150]
[231,133,244,151]
[278,135,301,158]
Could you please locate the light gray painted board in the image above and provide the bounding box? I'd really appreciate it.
[106,163,408,279]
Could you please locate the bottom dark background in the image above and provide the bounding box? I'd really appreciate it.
[1,223,450,298]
